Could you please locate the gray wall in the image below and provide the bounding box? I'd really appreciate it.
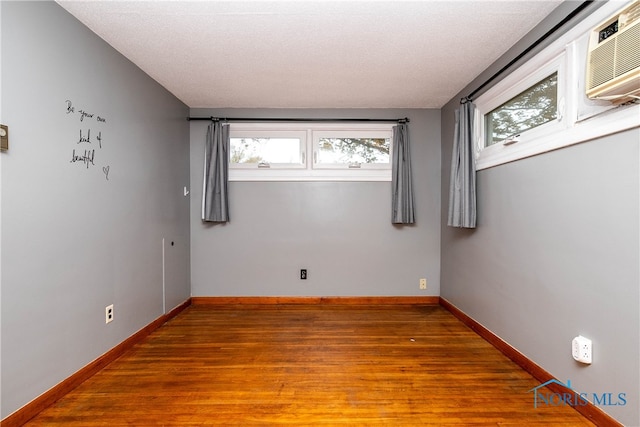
[190,108,440,297]
[440,4,640,426]
[0,1,190,418]
[3,0,636,425]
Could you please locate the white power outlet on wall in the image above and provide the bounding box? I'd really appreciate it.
[105,304,114,324]
[572,335,592,364]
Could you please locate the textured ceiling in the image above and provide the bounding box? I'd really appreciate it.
[56,1,563,109]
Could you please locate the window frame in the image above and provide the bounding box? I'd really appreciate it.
[229,130,307,170]
[312,128,392,170]
[484,71,560,147]
[475,54,567,168]
[474,0,640,171]
[228,122,394,182]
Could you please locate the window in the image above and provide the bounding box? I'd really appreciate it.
[228,123,393,181]
[230,131,306,169]
[475,53,566,169]
[474,0,640,170]
[485,72,558,146]
[313,130,391,169]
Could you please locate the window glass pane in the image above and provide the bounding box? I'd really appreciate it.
[317,137,390,164]
[230,137,301,164]
[485,72,558,146]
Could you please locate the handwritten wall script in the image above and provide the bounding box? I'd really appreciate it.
[65,100,110,180]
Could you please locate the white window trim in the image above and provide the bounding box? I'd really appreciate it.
[477,54,566,161]
[230,130,307,170]
[229,122,394,181]
[475,0,640,171]
[312,129,392,170]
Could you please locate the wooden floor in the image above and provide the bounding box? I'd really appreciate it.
[25,304,593,426]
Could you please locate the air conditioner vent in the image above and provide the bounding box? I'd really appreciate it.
[586,0,640,103]
[617,24,640,75]
[588,38,617,88]
[620,1,640,30]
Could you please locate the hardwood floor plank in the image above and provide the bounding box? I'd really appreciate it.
[24,305,594,426]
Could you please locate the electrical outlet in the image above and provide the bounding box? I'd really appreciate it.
[105,304,114,324]
[419,278,427,290]
[572,335,592,364]
[300,269,307,280]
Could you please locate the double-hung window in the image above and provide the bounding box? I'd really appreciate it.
[229,123,393,181]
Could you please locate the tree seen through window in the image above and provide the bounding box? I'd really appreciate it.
[486,72,558,145]
[318,137,389,164]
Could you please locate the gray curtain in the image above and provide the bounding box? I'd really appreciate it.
[447,102,476,228]
[391,123,415,224]
[202,120,230,222]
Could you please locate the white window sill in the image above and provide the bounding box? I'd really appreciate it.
[229,169,391,182]
[476,102,640,170]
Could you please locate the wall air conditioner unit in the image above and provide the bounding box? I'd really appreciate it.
[586,0,640,104]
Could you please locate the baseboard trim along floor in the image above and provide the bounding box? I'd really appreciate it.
[191,296,441,305]
[1,296,622,426]
[439,297,622,427]
[0,299,191,427]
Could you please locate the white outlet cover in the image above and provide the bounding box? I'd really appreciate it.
[105,304,114,324]
[572,335,592,364]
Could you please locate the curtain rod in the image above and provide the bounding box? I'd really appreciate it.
[187,116,409,124]
[461,0,593,104]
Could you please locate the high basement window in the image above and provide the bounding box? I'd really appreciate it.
[229,123,393,181]
[474,1,639,170]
